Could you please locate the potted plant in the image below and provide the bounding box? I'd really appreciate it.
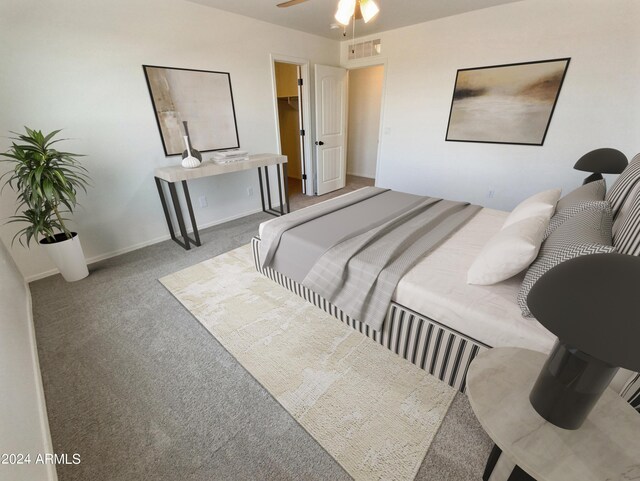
[1,127,90,281]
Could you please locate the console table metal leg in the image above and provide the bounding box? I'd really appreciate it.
[168,182,190,250]
[257,168,266,212]
[182,180,201,246]
[155,178,200,250]
[265,167,273,212]
[283,163,290,213]
[155,177,177,241]
[276,163,284,216]
[258,164,290,218]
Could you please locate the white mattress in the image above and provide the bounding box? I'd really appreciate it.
[395,208,556,352]
[259,202,556,353]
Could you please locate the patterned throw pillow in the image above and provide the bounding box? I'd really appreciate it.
[545,200,609,239]
[613,187,640,255]
[606,153,640,217]
[518,206,615,317]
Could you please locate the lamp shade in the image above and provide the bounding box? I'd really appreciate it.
[573,148,628,174]
[527,253,640,372]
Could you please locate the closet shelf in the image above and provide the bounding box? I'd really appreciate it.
[278,96,299,110]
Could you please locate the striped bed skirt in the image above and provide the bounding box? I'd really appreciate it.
[251,237,489,393]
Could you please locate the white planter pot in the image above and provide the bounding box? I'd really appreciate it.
[39,232,89,282]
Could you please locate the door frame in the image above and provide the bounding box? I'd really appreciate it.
[269,54,314,196]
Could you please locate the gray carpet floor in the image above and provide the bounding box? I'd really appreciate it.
[288,175,375,210]
[31,211,492,481]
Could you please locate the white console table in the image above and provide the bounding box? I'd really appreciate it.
[154,154,289,250]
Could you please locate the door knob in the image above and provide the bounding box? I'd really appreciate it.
[315,141,324,146]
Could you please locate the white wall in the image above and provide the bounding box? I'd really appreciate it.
[0,243,56,481]
[3,0,639,281]
[347,65,384,178]
[0,0,339,280]
[341,0,640,210]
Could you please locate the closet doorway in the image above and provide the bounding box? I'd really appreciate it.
[272,59,310,197]
[346,64,384,183]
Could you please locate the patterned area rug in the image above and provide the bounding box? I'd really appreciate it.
[160,244,456,481]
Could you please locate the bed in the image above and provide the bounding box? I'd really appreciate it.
[251,157,640,403]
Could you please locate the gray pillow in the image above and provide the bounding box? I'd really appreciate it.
[556,178,606,211]
[544,179,606,239]
[518,206,615,317]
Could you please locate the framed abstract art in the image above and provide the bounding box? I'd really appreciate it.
[143,65,240,156]
[445,58,570,146]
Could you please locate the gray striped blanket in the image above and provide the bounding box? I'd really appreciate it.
[260,188,480,331]
[259,187,389,269]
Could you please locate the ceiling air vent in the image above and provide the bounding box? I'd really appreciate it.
[348,38,381,60]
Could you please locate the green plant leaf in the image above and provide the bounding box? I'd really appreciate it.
[0,127,91,247]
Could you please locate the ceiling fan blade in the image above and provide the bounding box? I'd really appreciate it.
[277,0,310,7]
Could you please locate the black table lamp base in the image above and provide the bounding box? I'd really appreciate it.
[581,172,603,185]
[529,341,618,430]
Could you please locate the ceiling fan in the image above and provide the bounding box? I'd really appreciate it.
[276,0,380,25]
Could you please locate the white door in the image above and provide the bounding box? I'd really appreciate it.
[314,65,347,195]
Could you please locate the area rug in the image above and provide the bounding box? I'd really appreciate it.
[160,244,456,481]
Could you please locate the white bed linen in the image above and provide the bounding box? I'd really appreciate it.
[395,208,556,352]
[259,201,557,353]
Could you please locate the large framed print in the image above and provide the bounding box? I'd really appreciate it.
[445,58,570,146]
[143,65,240,156]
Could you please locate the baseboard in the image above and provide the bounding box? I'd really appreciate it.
[27,268,60,283]
[25,208,263,283]
[346,170,375,179]
[25,286,58,481]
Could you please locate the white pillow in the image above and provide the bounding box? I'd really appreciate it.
[467,215,549,285]
[502,188,561,228]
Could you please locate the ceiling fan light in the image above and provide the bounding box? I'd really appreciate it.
[335,0,356,25]
[360,0,379,23]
